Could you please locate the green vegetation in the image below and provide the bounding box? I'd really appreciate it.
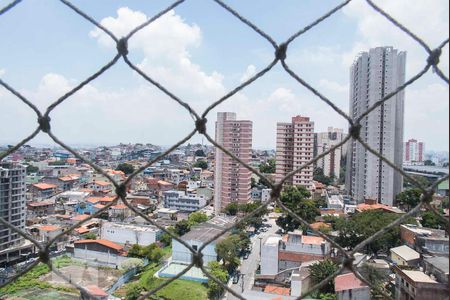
[173,212,209,236]
[194,149,206,157]
[276,186,320,233]
[48,160,67,166]
[119,263,208,300]
[259,158,276,174]
[216,232,250,272]
[26,164,39,174]
[0,256,80,296]
[224,202,268,229]
[309,259,339,294]
[121,258,145,272]
[82,232,97,240]
[207,262,228,300]
[193,160,208,170]
[116,163,135,175]
[188,212,209,226]
[127,243,164,264]
[313,167,335,186]
[396,188,422,211]
[335,210,416,255]
[421,211,446,229]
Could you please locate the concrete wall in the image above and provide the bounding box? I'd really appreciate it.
[337,287,370,300]
[172,239,217,265]
[100,223,160,246]
[73,248,127,267]
[261,240,279,275]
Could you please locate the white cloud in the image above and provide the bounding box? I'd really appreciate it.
[240,65,257,83]
[90,7,225,108]
[0,69,5,77]
[319,79,348,94]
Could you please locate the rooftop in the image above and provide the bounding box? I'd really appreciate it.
[424,256,449,274]
[390,245,420,261]
[32,183,57,190]
[335,272,369,292]
[38,225,61,232]
[75,239,123,251]
[103,222,159,232]
[264,285,290,296]
[401,270,438,283]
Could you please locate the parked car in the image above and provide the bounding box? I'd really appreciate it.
[243,251,250,260]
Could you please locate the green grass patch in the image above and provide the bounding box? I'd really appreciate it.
[117,262,208,300]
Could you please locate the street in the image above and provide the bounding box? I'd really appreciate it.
[226,215,281,300]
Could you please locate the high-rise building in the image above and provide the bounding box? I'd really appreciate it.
[346,47,406,206]
[214,113,253,214]
[315,127,346,179]
[0,162,33,265]
[404,139,425,165]
[276,116,315,190]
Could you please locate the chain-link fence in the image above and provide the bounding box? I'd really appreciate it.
[0,0,449,299]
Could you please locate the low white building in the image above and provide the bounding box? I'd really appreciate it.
[100,222,162,246]
[73,239,128,267]
[261,189,272,202]
[163,190,207,212]
[261,236,281,275]
[327,194,344,209]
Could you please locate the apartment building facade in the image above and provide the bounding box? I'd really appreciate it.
[315,127,346,179]
[163,190,207,212]
[404,139,425,165]
[0,163,33,265]
[346,47,406,205]
[276,116,314,190]
[214,112,253,214]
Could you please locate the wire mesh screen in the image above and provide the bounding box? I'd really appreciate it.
[0,0,449,299]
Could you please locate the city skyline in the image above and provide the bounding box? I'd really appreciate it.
[0,1,448,151]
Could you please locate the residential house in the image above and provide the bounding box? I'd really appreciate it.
[390,245,421,267]
[100,222,162,246]
[400,224,449,256]
[423,256,449,285]
[30,183,57,199]
[27,200,55,218]
[334,272,370,300]
[393,266,448,300]
[73,239,128,267]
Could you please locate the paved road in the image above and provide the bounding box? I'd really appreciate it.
[227,216,280,299]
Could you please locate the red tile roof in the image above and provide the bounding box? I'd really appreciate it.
[86,285,108,297]
[94,181,111,186]
[264,285,291,296]
[302,236,325,245]
[32,183,57,190]
[71,215,90,221]
[335,272,368,292]
[38,225,61,232]
[74,227,90,234]
[75,239,123,251]
[28,200,54,207]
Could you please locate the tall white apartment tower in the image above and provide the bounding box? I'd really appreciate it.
[0,162,31,265]
[214,113,253,214]
[276,116,315,190]
[346,47,406,206]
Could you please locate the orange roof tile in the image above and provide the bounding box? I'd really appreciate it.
[71,215,90,221]
[158,180,173,186]
[112,204,128,209]
[86,285,108,297]
[74,227,90,234]
[302,236,325,245]
[264,285,291,296]
[94,204,105,209]
[94,181,111,186]
[32,183,57,190]
[75,239,123,251]
[335,272,368,292]
[38,225,61,232]
[310,222,331,230]
[28,201,54,207]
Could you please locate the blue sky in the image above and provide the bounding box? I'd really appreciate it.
[0,0,449,151]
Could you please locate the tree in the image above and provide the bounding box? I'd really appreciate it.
[83,232,97,240]
[396,188,422,211]
[421,211,446,229]
[127,244,143,258]
[125,282,143,300]
[175,219,191,236]
[193,160,208,170]
[116,163,135,175]
[120,258,145,271]
[314,168,334,186]
[259,159,276,174]
[195,149,206,157]
[359,263,389,298]
[403,175,431,189]
[160,226,176,246]
[216,235,241,272]
[224,203,239,216]
[188,212,208,226]
[276,186,319,233]
[424,160,436,166]
[335,210,416,255]
[26,165,39,174]
[309,259,338,294]
[207,261,228,300]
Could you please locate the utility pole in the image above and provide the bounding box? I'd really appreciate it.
[258,237,263,261]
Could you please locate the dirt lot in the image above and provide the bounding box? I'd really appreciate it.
[41,265,122,289]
